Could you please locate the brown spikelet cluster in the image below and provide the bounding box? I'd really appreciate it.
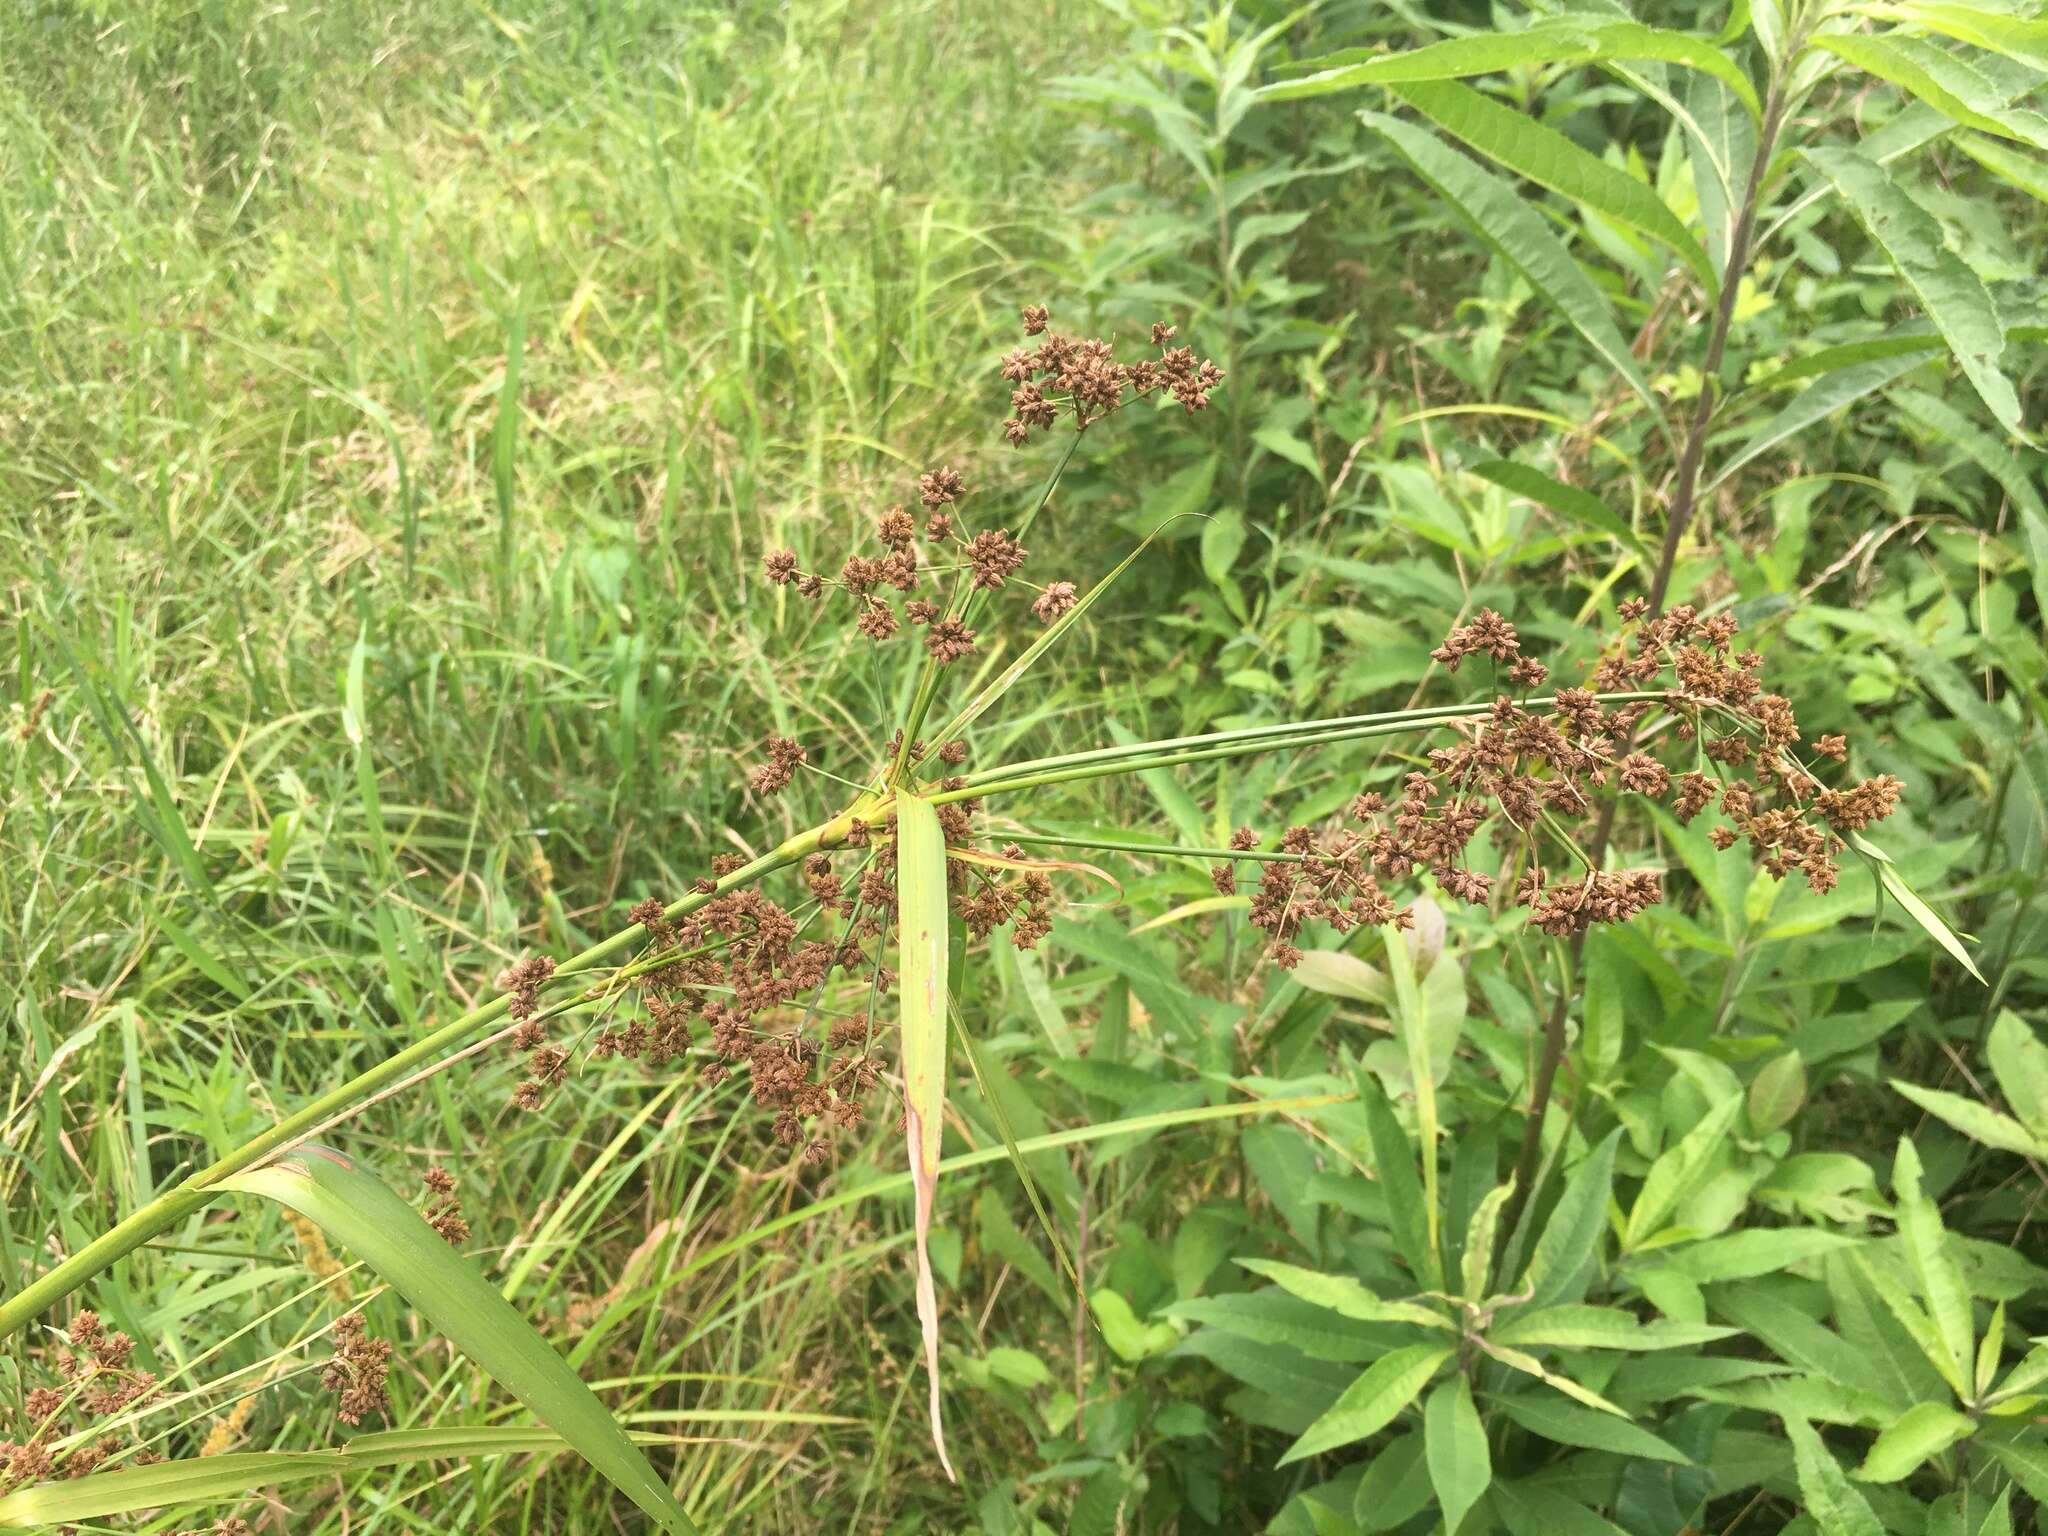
[0,1309,163,1493]
[998,304,1224,443]
[321,1312,393,1427]
[1222,602,1902,967]
[755,307,1221,700]
[748,735,808,795]
[421,1167,470,1246]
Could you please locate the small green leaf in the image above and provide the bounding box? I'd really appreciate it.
[1424,1377,1491,1535]
[1890,1081,2048,1158]
[1988,1012,2048,1139]
[1748,1051,1807,1135]
[1239,1259,1450,1330]
[1789,1418,1887,1536]
[1624,1094,1742,1251]
[1855,1400,1974,1482]
[217,1149,697,1535]
[1495,1389,1692,1463]
[1282,1345,1453,1464]
[1090,1288,1179,1362]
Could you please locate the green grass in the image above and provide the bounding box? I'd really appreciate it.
[7,1,2046,1532]
[1,2,1120,1527]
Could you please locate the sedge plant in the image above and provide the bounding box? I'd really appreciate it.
[0,287,1970,1528]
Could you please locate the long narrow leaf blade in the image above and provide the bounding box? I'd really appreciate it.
[217,1148,697,1535]
[894,791,957,1479]
[1362,110,1661,423]
[1391,80,1717,294]
[0,1427,704,1526]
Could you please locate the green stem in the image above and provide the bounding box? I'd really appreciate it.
[1001,833,1306,863]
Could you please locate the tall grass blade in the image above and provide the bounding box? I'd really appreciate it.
[217,1147,698,1535]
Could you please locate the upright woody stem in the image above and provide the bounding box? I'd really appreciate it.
[1498,61,1798,1259]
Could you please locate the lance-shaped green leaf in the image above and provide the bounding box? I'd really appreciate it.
[1890,1081,2048,1157]
[1883,2,2048,70]
[1424,1377,1491,1536]
[1360,111,1661,422]
[216,1148,697,1535]
[1474,1336,1629,1417]
[1493,1303,1738,1351]
[894,790,957,1480]
[1816,30,2048,149]
[1383,920,1446,1279]
[1518,1130,1620,1308]
[1391,81,1717,293]
[1789,1417,1887,1536]
[1891,1137,1976,1390]
[1850,831,1987,982]
[1707,349,1937,493]
[1623,1093,1742,1251]
[1888,389,2047,621]
[1357,1067,1445,1292]
[1467,460,1649,561]
[1238,1258,1452,1329]
[1266,21,1760,115]
[1805,147,2028,441]
[1281,1344,1453,1463]
[1494,1390,1692,1462]
[1857,1400,1975,1482]
[1989,1010,2048,1139]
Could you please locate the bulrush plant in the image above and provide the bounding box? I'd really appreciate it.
[0,305,1954,1527]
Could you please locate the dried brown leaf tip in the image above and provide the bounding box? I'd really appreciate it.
[322,1312,393,1426]
[1235,601,1902,969]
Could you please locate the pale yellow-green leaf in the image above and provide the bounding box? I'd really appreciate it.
[1281,1345,1452,1463]
[1855,1400,1974,1482]
[1238,1258,1451,1330]
[894,790,956,1481]
[1891,1138,1975,1393]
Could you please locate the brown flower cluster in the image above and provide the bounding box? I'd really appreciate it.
[762,475,1053,671]
[998,305,1224,443]
[1220,603,1902,966]
[0,1309,162,1491]
[748,734,808,796]
[757,307,1222,689]
[422,1167,469,1246]
[322,1312,393,1426]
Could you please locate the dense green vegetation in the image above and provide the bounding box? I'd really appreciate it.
[3,1,2045,1532]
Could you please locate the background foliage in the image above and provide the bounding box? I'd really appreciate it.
[3,0,2045,1531]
